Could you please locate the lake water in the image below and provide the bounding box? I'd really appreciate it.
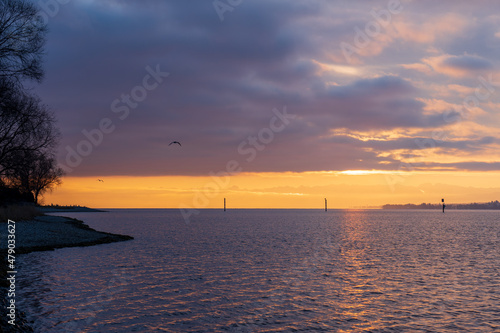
[16,209,500,332]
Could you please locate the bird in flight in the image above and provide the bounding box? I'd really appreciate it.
[97,179,104,182]
[169,141,181,146]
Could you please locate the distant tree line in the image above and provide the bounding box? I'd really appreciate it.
[382,200,500,210]
[0,0,63,205]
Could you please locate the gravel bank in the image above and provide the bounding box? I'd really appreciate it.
[0,215,133,254]
[0,215,133,331]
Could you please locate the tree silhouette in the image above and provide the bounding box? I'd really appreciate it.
[5,150,63,204]
[0,0,47,83]
[0,80,59,176]
[0,1,62,205]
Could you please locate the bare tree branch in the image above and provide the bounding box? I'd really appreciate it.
[0,0,47,83]
[0,1,63,206]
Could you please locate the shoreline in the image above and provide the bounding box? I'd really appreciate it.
[0,215,133,254]
[37,206,108,213]
[1,214,133,331]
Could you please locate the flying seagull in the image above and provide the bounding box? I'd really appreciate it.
[97,179,104,182]
[169,141,181,146]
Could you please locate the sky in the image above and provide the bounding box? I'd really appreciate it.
[35,0,500,208]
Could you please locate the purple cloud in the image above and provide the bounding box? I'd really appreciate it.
[30,0,500,176]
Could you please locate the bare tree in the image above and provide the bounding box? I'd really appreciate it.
[0,79,59,176]
[0,0,63,205]
[0,0,47,83]
[6,150,63,204]
[30,155,63,204]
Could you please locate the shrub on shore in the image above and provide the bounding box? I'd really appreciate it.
[0,205,42,223]
[44,204,84,209]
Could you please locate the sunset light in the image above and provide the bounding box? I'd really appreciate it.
[2,1,500,331]
[26,0,500,209]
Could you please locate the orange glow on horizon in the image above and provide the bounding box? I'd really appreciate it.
[42,170,500,209]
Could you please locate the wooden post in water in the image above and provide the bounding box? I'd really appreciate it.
[224,198,226,212]
[325,198,327,212]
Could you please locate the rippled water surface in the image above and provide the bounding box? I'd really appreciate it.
[17,209,500,332]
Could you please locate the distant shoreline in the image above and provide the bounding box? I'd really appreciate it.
[382,200,500,210]
[39,206,107,213]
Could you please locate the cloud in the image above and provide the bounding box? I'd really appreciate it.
[328,134,500,154]
[391,12,469,44]
[443,55,493,71]
[311,75,454,131]
[30,0,500,177]
[422,161,500,172]
[440,54,494,74]
[405,54,495,77]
